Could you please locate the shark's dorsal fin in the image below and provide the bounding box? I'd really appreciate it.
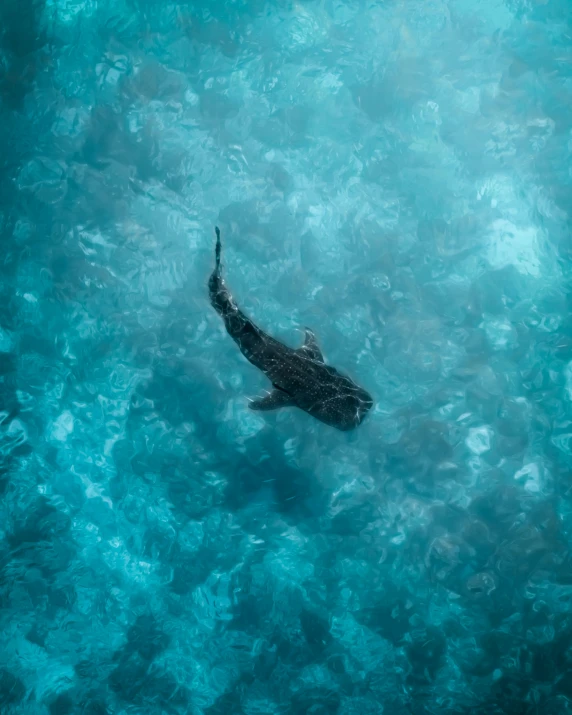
[298,328,325,363]
[249,388,294,411]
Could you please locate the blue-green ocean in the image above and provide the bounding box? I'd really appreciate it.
[2,0,572,712]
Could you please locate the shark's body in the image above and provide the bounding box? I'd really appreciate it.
[208,227,373,431]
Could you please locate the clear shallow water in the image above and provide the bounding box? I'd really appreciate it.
[1,0,572,712]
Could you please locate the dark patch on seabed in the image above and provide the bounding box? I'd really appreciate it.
[1,0,572,713]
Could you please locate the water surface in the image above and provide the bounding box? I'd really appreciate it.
[1,0,572,712]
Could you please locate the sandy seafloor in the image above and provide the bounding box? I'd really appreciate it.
[1,0,572,713]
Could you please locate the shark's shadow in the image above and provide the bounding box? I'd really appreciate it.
[0,0,47,110]
[109,320,332,606]
[118,356,329,525]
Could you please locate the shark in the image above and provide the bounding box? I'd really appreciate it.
[208,227,374,431]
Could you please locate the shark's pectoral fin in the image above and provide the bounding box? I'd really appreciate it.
[249,388,294,411]
[298,328,325,363]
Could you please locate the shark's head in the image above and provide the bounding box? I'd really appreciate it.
[354,387,374,427]
[341,385,374,431]
[313,373,374,431]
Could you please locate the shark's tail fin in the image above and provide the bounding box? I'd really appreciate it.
[209,225,232,315]
[207,224,269,367]
[215,225,221,273]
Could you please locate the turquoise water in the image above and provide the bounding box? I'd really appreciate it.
[1,0,572,712]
